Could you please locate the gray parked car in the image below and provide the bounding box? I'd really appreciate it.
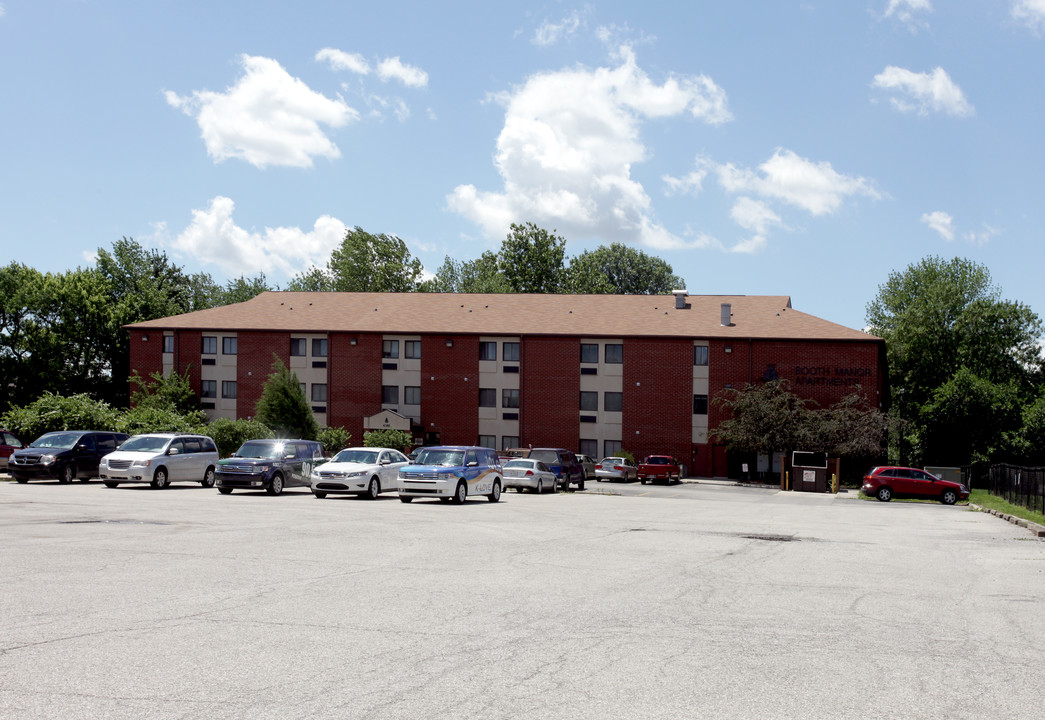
[595,457,638,482]
[99,433,219,489]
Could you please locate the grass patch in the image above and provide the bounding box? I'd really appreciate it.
[969,489,1045,527]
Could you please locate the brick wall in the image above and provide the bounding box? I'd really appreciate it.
[128,330,163,403]
[237,332,291,420]
[173,330,202,395]
[622,338,692,464]
[521,336,580,450]
[421,335,479,445]
[328,332,381,442]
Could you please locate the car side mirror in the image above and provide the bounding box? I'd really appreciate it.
[467,461,478,467]
[170,448,181,455]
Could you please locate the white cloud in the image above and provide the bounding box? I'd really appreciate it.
[964,224,999,246]
[448,46,731,249]
[730,197,783,235]
[533,10,584,46]
[1013,0,1045,32]
[166,55,357,168]
[715,149,880,216]
[168,196,347,278]
[0,4,6,19]
[315,47,370,75]
[377,57,428,88]
[884,0,932,30]
[921,210,955,241]
[662,168,708,197]
[871,66,974,117]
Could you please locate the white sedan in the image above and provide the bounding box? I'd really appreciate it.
[502,458,559,493]
[310,447,410,499]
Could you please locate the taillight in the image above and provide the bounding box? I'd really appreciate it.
[525,470,533,476]
[595,464,602,470]
[614,465,623,471]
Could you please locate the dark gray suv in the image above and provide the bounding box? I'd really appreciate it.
[215,439,325,495]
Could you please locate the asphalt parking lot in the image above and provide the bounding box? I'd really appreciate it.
[1,479,1042,720]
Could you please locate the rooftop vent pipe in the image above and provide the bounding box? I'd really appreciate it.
[721,303,732,326]
[672,289,689,310]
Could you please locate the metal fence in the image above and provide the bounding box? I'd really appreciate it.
[978,464,1045,516]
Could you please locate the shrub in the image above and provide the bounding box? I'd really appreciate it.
[617,449,636,465]
[0,392,119,440]
[317,426,352,456]
[207,417,274,458]
[254,356,319,440]
[116,405,208,436]
[362,429,412,452]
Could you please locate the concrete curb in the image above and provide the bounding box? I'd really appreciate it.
[969,503,1045,538]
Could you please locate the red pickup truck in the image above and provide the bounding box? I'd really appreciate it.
[638,455,682,484]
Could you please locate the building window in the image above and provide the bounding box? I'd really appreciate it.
[605,440,622,457]
[478,388,496,408]
[222,337,237,355]
[694,345,709,366]
[502,436,519,450]
[290,338,306,357]
[382,340,399,359]
[579,439,598,458]
[201,380,216,399]
[604,391,623,412]
[312,384,328,403]
[221,381,237,399]
[502,389,520,409]
[382,385,399,405]
[580,391,598,411]
[479,341,497,361]
[604,344,623,364]
[503,342,520,362]
[404,386,421,405]
[693,394,709,415]
[162,336,174,354]
[404,340,421,359]
[312,338,328,357]
[202,336,217,355]
[299,383,306,396]
[478,435,496,449]
[580,343,598,364]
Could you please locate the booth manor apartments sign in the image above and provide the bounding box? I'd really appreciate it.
[762,364,873,387]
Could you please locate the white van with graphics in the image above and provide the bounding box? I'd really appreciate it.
[397,446,502,504]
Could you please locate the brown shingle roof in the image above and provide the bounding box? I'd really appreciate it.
[126,291,878,341]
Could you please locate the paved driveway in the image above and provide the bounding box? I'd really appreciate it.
[0,481,1042,719]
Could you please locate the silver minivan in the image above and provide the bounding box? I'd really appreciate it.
[99,433,219,489]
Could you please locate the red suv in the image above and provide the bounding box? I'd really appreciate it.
[1,430,25,471]
[862,466,969,505]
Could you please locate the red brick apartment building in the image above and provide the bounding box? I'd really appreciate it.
[127,291,885,478]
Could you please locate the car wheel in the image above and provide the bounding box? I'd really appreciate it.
[640,478,646,485]
[537,479,544,494]
[876,486,892,502]
[103,481,119,488]
[151,468,169,489]
[313,490,327,499]
[366,477,380,500]
[515,486,524,492]
[487,480,501,503]
[453,480,467,504]
[218,487,233,495]
[596,477,602,482]
[577,479,585,490]
[201,467,216,488]
[60,464,76,483]
[399,495,413,503]
[268,473,284,496]
[941,489,958,505]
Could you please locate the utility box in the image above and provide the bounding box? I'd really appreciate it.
[787,451,830,493]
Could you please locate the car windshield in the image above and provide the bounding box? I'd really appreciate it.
[504,459,533,469]
[333,449,379,464]
[646,457,669,464]
[414,448,464,466]
[119,435,171,453]
[236,441,283,459]
[529,450,558,464]
[31,433,82,450]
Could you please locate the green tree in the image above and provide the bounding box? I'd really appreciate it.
[286,266,335,292]
[420,252,510,293]
[129,369,199,414]
[326,227,423,292]
[498,223,566,293]
[362,428,412,451]
[218,273,273,305]
[254,357,319,440]
[0,263,60,412]
[563,243,683,294]
[866,256,1042,465]
[712,380,813,456]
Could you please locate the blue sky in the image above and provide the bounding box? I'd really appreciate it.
[2,1,1044,331]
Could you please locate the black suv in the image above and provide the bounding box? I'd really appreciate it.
[215,439,325,496]
[10,430,130,484]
